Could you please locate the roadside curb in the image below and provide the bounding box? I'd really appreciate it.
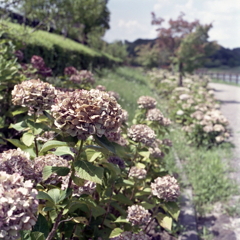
[173,149,199,240]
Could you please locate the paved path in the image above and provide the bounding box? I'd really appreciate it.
[209,83,240,239]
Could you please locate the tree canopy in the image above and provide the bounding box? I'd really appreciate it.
[1,0,110,44]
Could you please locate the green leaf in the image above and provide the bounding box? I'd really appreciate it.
[102,162,121,176]
[113,193,133,205]
[91,205,106,219]
[39,140,68,155]
[85,148,101,162]
[21,132,35,147]
[94,135,116,154]
[37,191,54,203]
[33,213,49,238]
[109,228,124,238]
[26,120,47,135]
[48,189,67,204]
[72,175,85,186]
[162,201,180,221]
[9,121,28,131]
[155,212,172,231]
[30,232,45,240]
[74,160,104,184]
[42,166,70,181]
[54,146,74,157]
[11,107,28,116]
[7,138,27,149]
[114,216,129,223]
[43,110,55,122]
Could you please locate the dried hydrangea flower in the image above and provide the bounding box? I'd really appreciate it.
[129,166,147,179]
[64,66,77,76]
[115,136,129,146]
[108,156,125,169]
[79,70,95,85]
[78,180,96,195]
[121,109,129,123]
[127,205,151,226]
[0,171,38,240]
[108,91,120,101]
[31,55,45,69]
[151,175,180,201]
[127,124,156,146]
[215,135,224,143]
[137,96,157,109]
[51,89,123,140]
[34,154,70,184]
[36,131,55,143]
[69,74,82,84]
[12,79,57,112]
[149,147,164,159]
[203,125,213,133]
[105,128,121,142]
[179,94,190,100]
[110,231,151,240]
[95,85,106,91]
[0,149,35,181]
[162,139,172,147]
[160,117,172,126]
[213,124,225,132]
[146,108,163,122]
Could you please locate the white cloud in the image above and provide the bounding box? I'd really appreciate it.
[104,0,240,48]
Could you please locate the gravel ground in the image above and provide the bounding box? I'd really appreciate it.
[204,83,240,240]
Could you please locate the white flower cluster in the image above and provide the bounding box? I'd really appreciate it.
[0,172,38,240]
[151,175,180,201]
[129,166,147,179]
[127,205,151,226]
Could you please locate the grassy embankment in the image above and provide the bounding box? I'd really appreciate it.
[96,67,237,216]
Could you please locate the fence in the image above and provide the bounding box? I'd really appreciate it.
[195,69,240,84]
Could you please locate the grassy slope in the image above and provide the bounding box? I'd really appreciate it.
[1,20,121,62]
[97,67,236,215]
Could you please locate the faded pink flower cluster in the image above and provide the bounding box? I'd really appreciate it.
[151,175,180,201]
[69,70,95,85]
[31,55,52,77]
[0,172,38,240]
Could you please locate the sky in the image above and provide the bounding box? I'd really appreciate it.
[103,0,240,49]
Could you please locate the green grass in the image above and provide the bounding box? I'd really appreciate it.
[166,126,237,214]
[1,20,121,62]
[96,67,160,121]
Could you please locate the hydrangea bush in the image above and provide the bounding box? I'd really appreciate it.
[148,69,230,147]
[1,77,180,240]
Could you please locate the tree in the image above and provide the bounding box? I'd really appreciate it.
[1,0,110,45]
[173,24,219,86]
[152,12,217,86]
[135,43,170,69]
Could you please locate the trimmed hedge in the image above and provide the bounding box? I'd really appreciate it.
[2,21,122,75]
